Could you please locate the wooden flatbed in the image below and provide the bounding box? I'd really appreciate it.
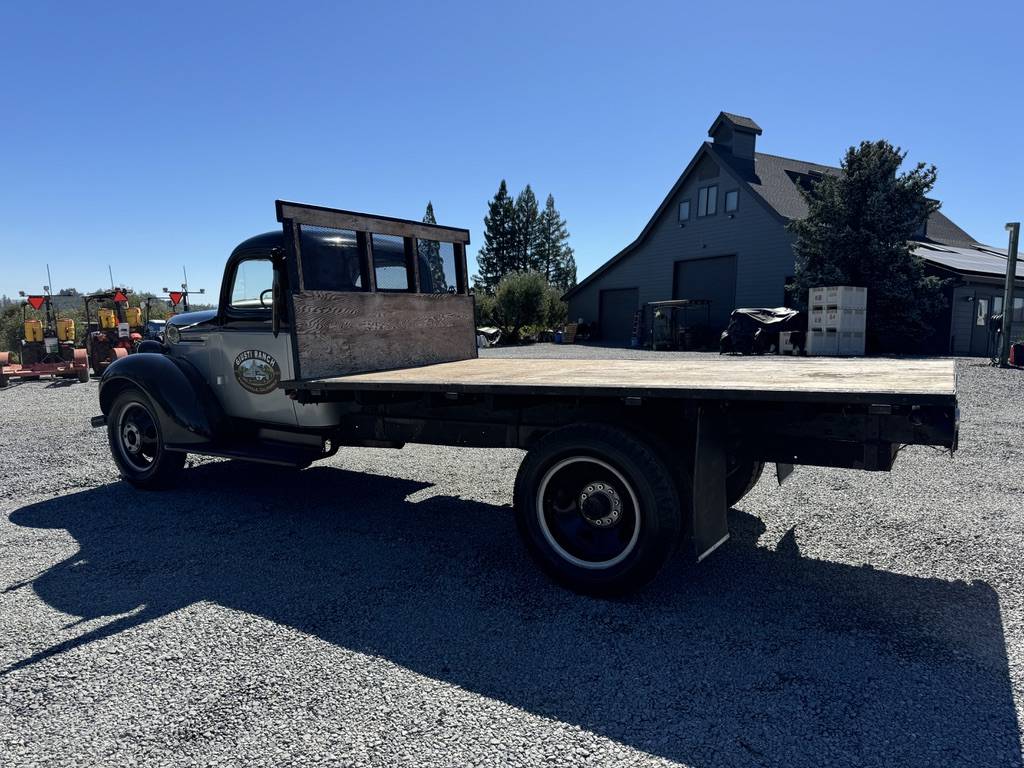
[284,356,957,407]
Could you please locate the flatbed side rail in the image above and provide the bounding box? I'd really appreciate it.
[283,384,958,463]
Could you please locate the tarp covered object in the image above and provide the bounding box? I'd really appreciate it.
[721,307,805,355]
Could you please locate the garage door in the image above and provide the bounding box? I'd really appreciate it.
[673,255,737,330]
[599,288,639,345]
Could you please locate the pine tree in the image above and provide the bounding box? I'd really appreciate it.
[534,194,576,291]
[788,140,946,352]
[474,180,517,293]
[513,184,541,273]
[418,201,447,292]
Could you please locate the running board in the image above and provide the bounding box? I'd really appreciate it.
[164,441,324,468]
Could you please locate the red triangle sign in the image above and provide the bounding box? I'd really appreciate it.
[27,295,45,311]
[113,290,128,303]
[169,291,183,306]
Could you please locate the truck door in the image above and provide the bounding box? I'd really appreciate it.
[211,254,298,425]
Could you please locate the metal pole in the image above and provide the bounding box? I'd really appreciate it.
[45,264,55,327]
[999,222,1020,367]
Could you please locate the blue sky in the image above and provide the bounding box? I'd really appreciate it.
[1,1,1021,300]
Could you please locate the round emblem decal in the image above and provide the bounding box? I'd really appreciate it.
[234,349,281,395]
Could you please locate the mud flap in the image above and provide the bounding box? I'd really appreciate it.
[691,405,729,562]
[776,462,794,485]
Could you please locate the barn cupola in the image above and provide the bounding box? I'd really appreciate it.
[708,112,761,174]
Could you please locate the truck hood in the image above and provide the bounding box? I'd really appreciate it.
[167,309,217,329]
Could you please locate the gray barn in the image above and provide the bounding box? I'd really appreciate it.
[565,112,1023,354]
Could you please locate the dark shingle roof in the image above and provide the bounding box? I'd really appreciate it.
[710,144,978,247]
[710,112,762,135]
[918,210,977,247]
[709,145,838,220]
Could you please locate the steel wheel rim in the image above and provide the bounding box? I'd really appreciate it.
[536,456,641,570]
[117,402,160,472]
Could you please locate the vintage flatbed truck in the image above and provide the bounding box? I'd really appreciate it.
[91,201,958,595]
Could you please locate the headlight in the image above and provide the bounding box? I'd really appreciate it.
[164,324,180,345]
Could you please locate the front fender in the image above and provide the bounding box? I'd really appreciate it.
[98,351,224,447]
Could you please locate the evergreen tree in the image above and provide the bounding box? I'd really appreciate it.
[474,180,517,293]
[418,201,447,292]
[513,184,541,273]
[788,140,946,352]
[534,194,577,291]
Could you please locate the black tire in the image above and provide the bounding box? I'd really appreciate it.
[726,458,764,508]
[514,423,682,596]
[107,388,186,489]
[77,368,90,384]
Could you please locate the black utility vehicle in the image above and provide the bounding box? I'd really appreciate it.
[92,201,958,595]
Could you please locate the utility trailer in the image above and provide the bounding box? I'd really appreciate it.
[91,201,958,595]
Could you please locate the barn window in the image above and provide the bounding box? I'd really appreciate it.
[697,185,717,217]
[678,200,690,223]
[725,190,739,212]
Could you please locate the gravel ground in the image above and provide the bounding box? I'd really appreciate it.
[0,348,1022,767]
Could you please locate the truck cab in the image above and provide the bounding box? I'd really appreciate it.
[163,214,466,429]
[96,201,474,477]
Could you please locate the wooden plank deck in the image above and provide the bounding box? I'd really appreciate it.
[284,357,957,406]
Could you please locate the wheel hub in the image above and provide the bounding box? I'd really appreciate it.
[122,422,141,454]
[579,482,622,528]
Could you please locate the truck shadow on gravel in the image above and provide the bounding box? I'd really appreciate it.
[6,462,1021,767]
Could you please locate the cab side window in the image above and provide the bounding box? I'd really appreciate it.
[230,259,274,309]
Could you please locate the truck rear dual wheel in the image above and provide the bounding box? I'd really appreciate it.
[107,389,185,489]
[514,424,682,597]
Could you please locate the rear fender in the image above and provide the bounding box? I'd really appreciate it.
[98,351,224,447]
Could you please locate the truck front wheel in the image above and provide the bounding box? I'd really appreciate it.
[514,424,682,596]
[107,389,186,489]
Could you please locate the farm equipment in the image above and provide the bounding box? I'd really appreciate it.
[83,289,145,374]
[139,282,207,343]
[0,291,89,387]
[159,282,205,314]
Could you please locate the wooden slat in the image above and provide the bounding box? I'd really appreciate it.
[292,291,478,380]
[285,356,957,406]
[277,201,470,244]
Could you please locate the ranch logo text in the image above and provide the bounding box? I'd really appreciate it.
[233,349,281,395]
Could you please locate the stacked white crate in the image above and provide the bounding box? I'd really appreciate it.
[806,286,867,356]
[778,330,801,355]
